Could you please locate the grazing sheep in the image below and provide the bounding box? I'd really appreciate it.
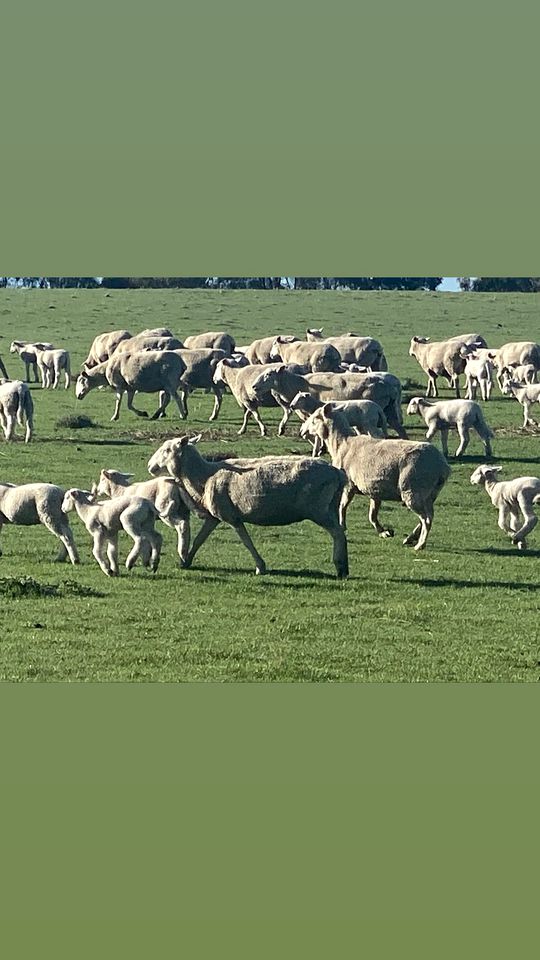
[305,329,388,370]
[183,331,236,355]
[299,405,450,549]
[10,340,55,382]
[242,335,296,365]
[488,341,540,391]
[462,352,494,401]
[406,397,494,458]
[94,469,191,563]
[291,393,388,452]
[0,482,79,563]
[83,329,132,368]
[250,366,406,438]
[470,464,540,550]
[409,334,487,398]
[114,334,184,355]
[212,359,287,436]
[0,380,34,442]
[501,379,540,427]
[75,350,188,421]
[62,488,162,576]
[270,337,342,372]
[147,437,349,578]
[35,347,71,389]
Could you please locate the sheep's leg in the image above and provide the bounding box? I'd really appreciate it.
[511,498,538,546]
[403,522,422,546]
[317,517,349,579]
[52,364,59,388]
[174,517,190,563]
[452,374,461,399]
[413,511,433,550]
[368,498,394,538]
[209,386,223,422]
[92,530,113,575]
[4,414,16,441]
[439,427,449,458]
[497,506,511,534]
[251,406,268,438]
[24,360,31,382]
[183,516,220,568]
[24,412,33,443]
[147,529,162,572]
[126,389,150,419]
[455,425,469,457]
[231,522,267,575]
[276,400,292,436]
[125,535,146,571]
[49,522,80,565]
[478,428,492,457]
[111,391,124,421]
[106,540,119,576]
[64,368,70,389]
[238,407,252,435]
[0,520,4,556]
[339,483,357,530]
[150,390,171,420]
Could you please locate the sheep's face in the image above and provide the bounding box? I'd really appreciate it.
[289,391,311,412]
[61,490,77,513]
[269,339,283,361]
[470,465,502,485]
[148,438,196,477]
[9,341,21,353]
[406,398,422,416]
[251,370,277,398]
[502,379,521,395]
[75,374,91,399]
[212,360,229,385]
[409,336,429,356]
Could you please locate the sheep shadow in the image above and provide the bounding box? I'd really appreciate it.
[470,546,540,558]
[39,437,139,447]
[182,564,355,583]
[391,576,539,592]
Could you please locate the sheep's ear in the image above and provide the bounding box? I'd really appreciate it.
[189,433,203,444]
[491,466,503,473]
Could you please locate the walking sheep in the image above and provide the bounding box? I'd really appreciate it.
[305,330,388,370]
[0,380,34,442]
[183,331,236,355]
[462,352,494,401]
[165,348,227,420]
[0,483,79,563]
[299,405,450,549]
[94,469,191,563]
[114,334,184,355]
[470,464,540,550]
[406,397,494,458]
[147,437,349,578]
[35,347,71,389]
[501,379,540,427]
[75,350,188,421]
[291,394,388,451]
[212,359,286,436]
[409,334,487,398]
[10,341,55,382]
[270,337,342,372]
[83,329,133,368]
[242,335,296,365]
[62,488,163,576]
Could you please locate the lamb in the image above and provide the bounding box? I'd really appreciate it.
[212,359,286,436]
[305,329,388,370]
[462,353,494,401]
[406,397,494,458]
[83,329,133,368]
[183,331,236,355]
[299,405,450,549]
[62,488,162,576]
[270,337,342,372]
[0,380,34,442]
[250,366,406,438]
[470,464,540,550]
[113,334,184,355]
[409,334,487,398]
[75,350,188,421]
[9,341,55,382]
[487,341,540,390]
[500,362,537,385]
[501,379,540,427]
[94,469,191,563]
[291,393,388,451]
[147,437,349,578]
[34,347,71,389]
[0,482,79,563]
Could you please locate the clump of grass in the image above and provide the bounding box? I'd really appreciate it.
[0,576,103,599]
[56,414,97,430]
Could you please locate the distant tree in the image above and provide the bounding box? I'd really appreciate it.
[458,277,472,291]
[470,277,540,292]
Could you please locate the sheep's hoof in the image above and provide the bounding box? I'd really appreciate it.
[255,565,267,575]
[180,558,192,569]
[379,528,394,539]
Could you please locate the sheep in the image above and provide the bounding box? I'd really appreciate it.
[250,366,406,438]
[270,336,342,372]
[409,334,487,398]
[183,331,236,355]
[83,329,132,368]
[406,397,494,458]
[137,328,175,337]
[500,362,537,385]
[0,482,79,563]
[305,329,388,370]
[470,464,540,550]
[460,350,495,401]
[147,437,349,578]
[299,405,450,549]
[167,348,227,420]
[291,393,388,452]
[501,379,540,427]
[212,359,288,436]
[62,488,163,576]
[487,341,540,391]
[9,341,55,382]
[75,350,188,421]
[34,347,71,389]
[94,469,191,563]
[113,334,184,355]
[0,380,34,442]
[242,335,296,365]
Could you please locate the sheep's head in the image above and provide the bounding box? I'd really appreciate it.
[269,338,283,361]
[290,391,316,412]
[306,327,324,340]
[96,469,134,496]
[75,373,92,399]
[409,336,430,356]
[212,358,235,385]
[9,341,22,353]
[501,378,523,395]
[148,435,201,477]
[470,465,503,486]
[251,368,281,398]
[61,489,84,513]
[406,397,424,416]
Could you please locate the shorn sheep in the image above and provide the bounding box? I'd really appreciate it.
[75,350,188,421]
[269,337,342,373]
[305,330,388,370]
[406,397,494,458]
[470,464,540,550]
[183,331,236,356]
[291,393,388,452]
[147,437,349,578]
[409,334,487,398]
[300,405,450,550]
[113,334,184,355]
[35,348,71,389]
[94,469,191,563]
[487,341,540,391]
[0,380,34,442]
[62,488,163,576]
[212,359,288,436]
[501,379,540,427]
[0,483,79,563]
[10,341,55,382]
[83,329,132,368]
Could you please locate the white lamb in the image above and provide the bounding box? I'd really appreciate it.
[462,353,494,401]
[501,379,540,427]
[407,397,494,458]
[62,489,163,576]
[0,379,34,442]
[35,348,71,389]
[470,464,540,550]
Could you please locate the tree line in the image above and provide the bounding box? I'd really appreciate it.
[3,277,539,291]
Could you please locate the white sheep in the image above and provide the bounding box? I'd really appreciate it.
[487,341,540,391]
[501,379,540,427]
[9,340,55,382]
[305,330,388,370]
[462,353,494,401]
[0,482,79,563]
[409,334,487,398]
[35,348,71,389]
[470,464,540,550]
[407,397,494,458]
[94,469,191,563]
[501,363,537,385]
[83,329,132,368]
[183,331,236,355]
[0,380,34,442]
[269,337,342,372]
[75,350,188,421]
[291,393,388,453]
[62,488,163,576]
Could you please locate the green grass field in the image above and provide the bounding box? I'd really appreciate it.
[0,287,539,681]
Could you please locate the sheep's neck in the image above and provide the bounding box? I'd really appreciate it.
[178,447,216,505]
[324,422,355,464]
[483,479,501,504]
[72,498,95,524]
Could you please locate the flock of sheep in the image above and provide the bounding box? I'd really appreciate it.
[1,324,540,578]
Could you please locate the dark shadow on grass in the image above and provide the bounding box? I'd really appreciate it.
[470,546,540,558]
[39,437,138,447]
[182,564,355,582]
[391,576,539,591]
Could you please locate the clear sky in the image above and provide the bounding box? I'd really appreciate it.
[438,277,460,291]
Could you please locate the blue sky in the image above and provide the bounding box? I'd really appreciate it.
[439,277,460,291]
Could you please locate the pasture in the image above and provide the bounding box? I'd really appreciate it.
[0,286,539,681]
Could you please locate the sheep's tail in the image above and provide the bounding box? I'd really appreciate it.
[476,408,495,437]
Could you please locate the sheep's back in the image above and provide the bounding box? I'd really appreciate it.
[0,483,65,524]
